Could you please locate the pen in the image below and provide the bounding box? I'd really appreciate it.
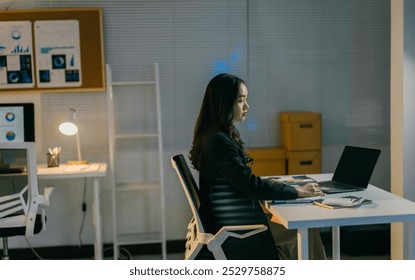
[352,196,364,203]
[313,201,334,209]
[80,164,91,170]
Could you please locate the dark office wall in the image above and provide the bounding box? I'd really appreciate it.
[37,0,391,150]
[247,1,390,148]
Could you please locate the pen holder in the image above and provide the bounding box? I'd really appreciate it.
[47,153,59,167]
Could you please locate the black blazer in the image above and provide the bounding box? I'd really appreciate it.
[196,128,298,259]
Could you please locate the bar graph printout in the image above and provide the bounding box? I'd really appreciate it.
[0,21,35,89]
[34,20,82,88]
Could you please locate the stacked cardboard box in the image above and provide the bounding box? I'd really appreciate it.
[247,147,286,176]
[280,112,322,175]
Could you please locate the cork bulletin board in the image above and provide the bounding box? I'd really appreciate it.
[0,8,105,93]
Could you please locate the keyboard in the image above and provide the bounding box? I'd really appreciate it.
[0,167,25,174]
[319,181,355,189]
[318,180,365,194]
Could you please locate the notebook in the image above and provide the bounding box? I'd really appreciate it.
[318,145,381,194]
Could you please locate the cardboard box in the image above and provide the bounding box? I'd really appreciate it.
[280,112,322,151]
[247,147,286,176]
[286,150,321,175]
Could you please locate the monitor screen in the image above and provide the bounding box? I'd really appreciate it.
[0,144,30,199]
[0,103,35,143]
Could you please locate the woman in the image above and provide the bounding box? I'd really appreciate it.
[189,73,326,259]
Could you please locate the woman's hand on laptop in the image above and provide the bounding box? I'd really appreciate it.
[295,183,324,197]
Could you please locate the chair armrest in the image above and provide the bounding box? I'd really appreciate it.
[25,195,43,238]
[41,187,54,208]
[205,224,268,260]
[25,187,54,237]
[39,187,55,233]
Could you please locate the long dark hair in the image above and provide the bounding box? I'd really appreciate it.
[189,73,246,170]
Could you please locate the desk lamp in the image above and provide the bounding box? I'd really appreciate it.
[58,108,89,165]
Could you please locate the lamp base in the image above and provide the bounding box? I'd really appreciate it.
[66,160,90,165]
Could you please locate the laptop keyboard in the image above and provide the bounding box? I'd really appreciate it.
[318,181,356,189]
[0,167,25,174]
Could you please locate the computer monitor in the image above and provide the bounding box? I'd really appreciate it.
[0,103,35,143]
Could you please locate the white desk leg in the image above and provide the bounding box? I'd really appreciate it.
[92,177,103,260]
[332,226,340,260]
[297,228,309,260]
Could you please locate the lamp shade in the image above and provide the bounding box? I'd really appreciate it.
[59,108,78,135]
[59,122,78,136]
[58,108,88,165]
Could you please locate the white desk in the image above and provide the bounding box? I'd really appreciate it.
[37,163,107,260]
[265,173,415,260]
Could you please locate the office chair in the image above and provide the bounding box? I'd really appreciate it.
[171,154,269,260]
[0,142,53,260]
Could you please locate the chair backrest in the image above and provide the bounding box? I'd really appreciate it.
[171,154,208,259]
[0,142,49,238]
[171,153,274,260]
[171,154,203,229]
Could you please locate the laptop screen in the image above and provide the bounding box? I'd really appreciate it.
[332,146,381,187]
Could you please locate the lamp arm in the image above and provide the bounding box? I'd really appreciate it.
[76,133,82,162]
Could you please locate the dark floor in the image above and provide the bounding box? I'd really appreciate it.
[2,224,391,260]
[320,224,390,260]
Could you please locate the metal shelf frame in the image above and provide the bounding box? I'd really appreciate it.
[106,63,166,260]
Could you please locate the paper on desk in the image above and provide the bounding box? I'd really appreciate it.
[266,195,325,224]
[270,195,324,205]
[64,164,99,173]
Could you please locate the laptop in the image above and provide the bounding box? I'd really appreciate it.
[318,145,381,194]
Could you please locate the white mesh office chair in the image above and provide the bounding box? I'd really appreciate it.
[171,154,268,260]
[0,142,53,260]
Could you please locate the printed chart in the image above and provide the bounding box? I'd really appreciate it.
[0,21,35,89]
[34,20,82,88]
[0,106,24,143]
